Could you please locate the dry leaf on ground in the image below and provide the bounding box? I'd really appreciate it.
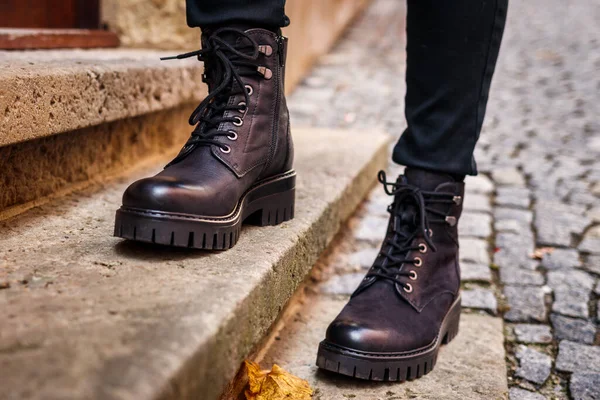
[244,360,313,400]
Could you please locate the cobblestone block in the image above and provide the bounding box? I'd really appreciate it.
[550,314,596,344]
[500,267,545,286]
[465,175,494,194]
[462,263,493,282]
[541,248,581,270]
[535,201,590,247]
[495,233,537,270]
[460,212,492,238]
[504,286,547,322]
[580,226,600,255]
[495,187,531,209]
[495,219,524,234]
[586,206,600,223]
[492,167,526,187]
[461,288,498,313]
[547,270,593,318]
[515,345,552,385]
[556,340,600,373]
[460,238,491,265]
[583,255,600,275]
[494,207,533,225]
[513,324,553,344]
[509,388,546,400]
[463,193,492,214]
[570,372,600,400]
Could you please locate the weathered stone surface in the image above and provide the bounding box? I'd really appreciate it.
[103,0,370,91]
[500,268,545,286]
[550,314,596,344]
[0,105,196,216]
[570,372,600,400]
[515,345,552,385]
[463,193,492,214]
[495,187,531,209]
[509,387,546,400]
[0,50,205,147]
[504,286,548,322]
[459,212,492,238]
[354,215,388,242]
[262,297,508,399]
[462,263,493,282]
[541,248,581,270]
[556,340,600,373]
[460,238,490,265]
[495,232,537,270]
[580,226,600,255]
[0,129,389,400]
[492,167,526,187]
[547,270,593,318]
[462,288,498,313]
[321,273,364,295]
[513,324,553,344]
[534,201,590,247]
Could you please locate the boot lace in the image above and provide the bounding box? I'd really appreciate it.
[160,28,265,165]
[365,171,460,289]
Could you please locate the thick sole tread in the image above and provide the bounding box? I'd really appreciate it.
[113,171,296,250]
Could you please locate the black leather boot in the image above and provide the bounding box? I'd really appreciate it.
[317,168,464,381]
[114,28,294,250]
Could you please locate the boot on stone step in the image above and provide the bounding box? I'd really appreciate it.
[114,27,294,250]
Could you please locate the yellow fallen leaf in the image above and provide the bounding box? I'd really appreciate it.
[244,360,313,400]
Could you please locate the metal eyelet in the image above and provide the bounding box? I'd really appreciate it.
[428,229,434,238]
[418,243,427,253]
[409,270,418,280]
[414,257,423,267]
[227,130,238,141]
[258,44,273,56]
[404,283,413,293]
[238,101,247,114]
[233,116,243,127]
[219,145,231,154]
[245,85,253,96]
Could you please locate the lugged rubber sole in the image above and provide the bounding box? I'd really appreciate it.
[316,296,461,382]
[113,170,296,250]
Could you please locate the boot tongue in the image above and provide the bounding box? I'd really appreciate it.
[404,168,456,192]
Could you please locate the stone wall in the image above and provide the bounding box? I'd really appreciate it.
[102,0,371,90]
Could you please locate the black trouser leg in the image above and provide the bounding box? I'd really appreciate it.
[186,0,289,28]
[393,0,508,176]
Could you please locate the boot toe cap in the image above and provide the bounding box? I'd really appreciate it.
[121,176,232,216]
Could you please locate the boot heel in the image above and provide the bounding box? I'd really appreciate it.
[442,297,461,344]
[255,188,295,226]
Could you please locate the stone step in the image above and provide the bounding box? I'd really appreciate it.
[0,128,390,400]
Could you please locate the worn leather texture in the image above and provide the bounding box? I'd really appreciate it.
[325,169,465,353]
[122,29,293,217]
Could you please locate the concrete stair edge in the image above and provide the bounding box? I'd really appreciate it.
[0,128,390,400]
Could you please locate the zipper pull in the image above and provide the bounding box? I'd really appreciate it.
[277,36,285,67]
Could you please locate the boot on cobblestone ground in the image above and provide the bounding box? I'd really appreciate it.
[317,168,465,381]
[114,27,295,250]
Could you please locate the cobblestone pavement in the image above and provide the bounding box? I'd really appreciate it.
[285,0,600,398]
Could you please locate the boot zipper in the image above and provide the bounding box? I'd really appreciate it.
[264,37,284,175]
[277,36,285,66]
